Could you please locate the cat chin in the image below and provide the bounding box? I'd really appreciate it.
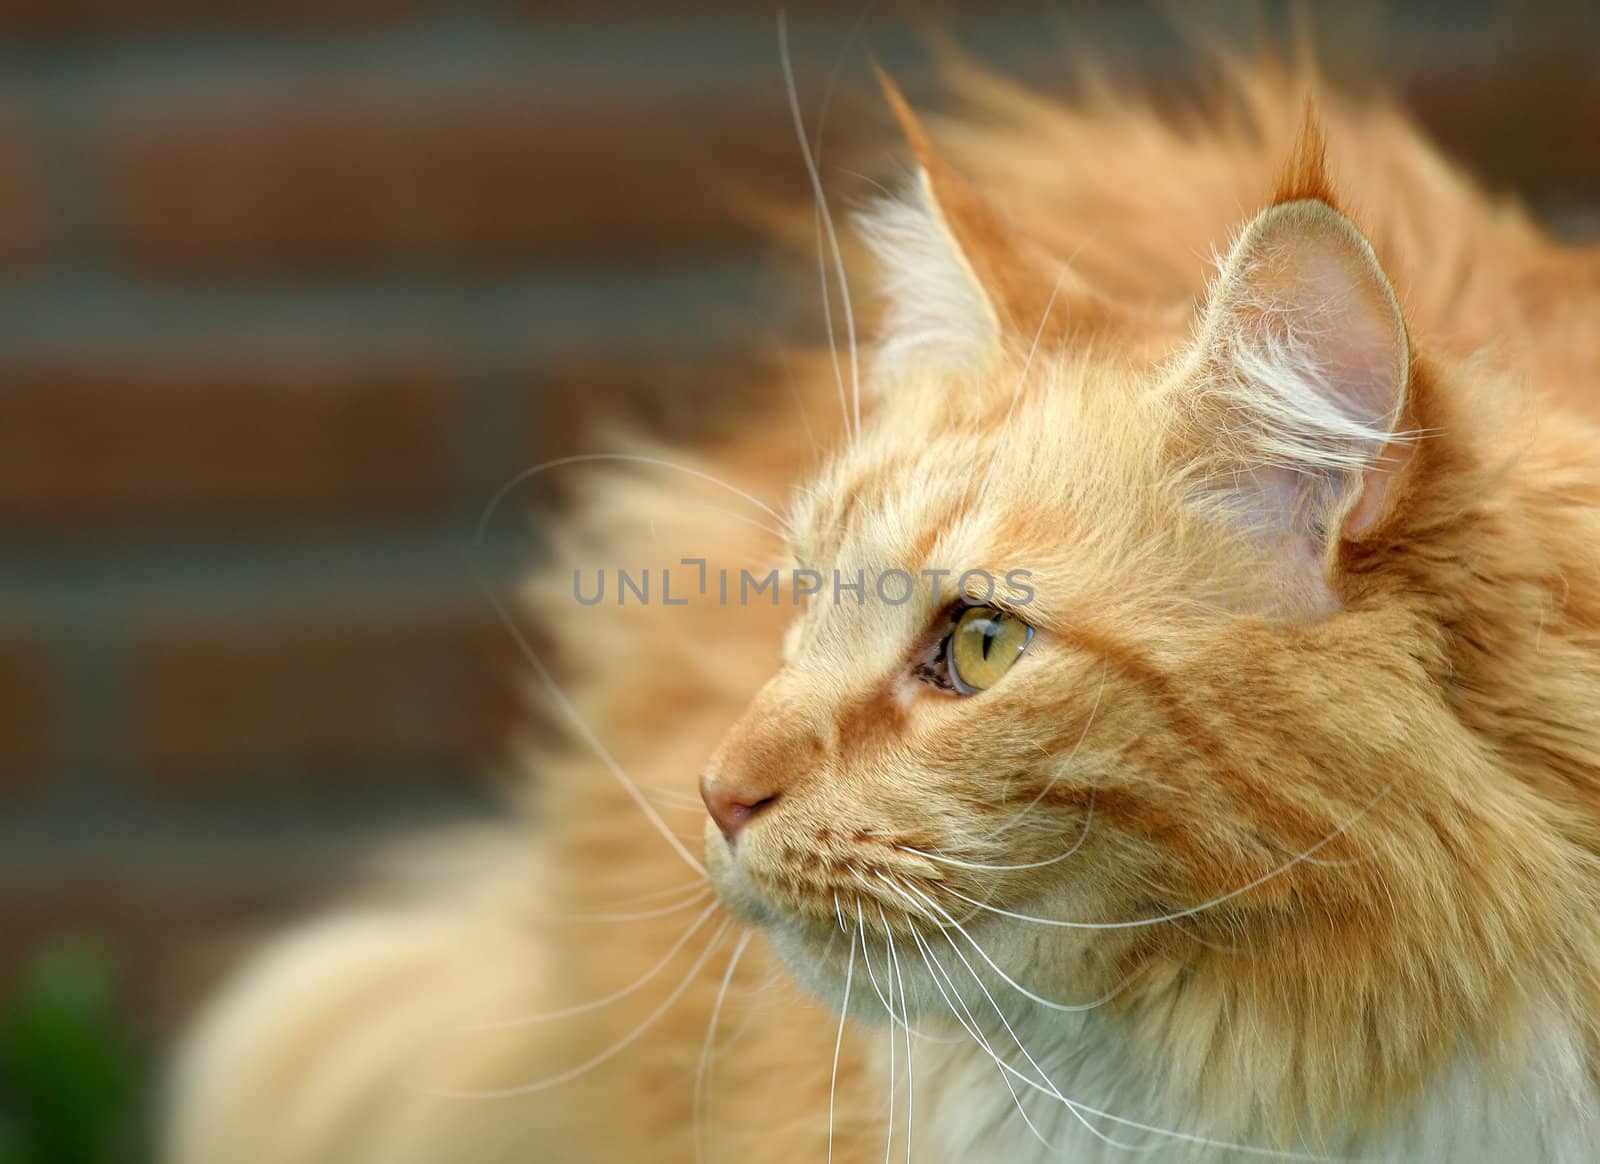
[700,863,927,1024]
[701,831,772,927]
[764,921,896,1023]
[702,829,965,1026]
[759,913,966,1028]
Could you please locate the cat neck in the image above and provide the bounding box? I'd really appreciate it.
[910,995,1600,1162]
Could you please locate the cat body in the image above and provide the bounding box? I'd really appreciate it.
[167,57,1600,1164]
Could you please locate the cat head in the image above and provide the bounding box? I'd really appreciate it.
[701,90,1447,1026]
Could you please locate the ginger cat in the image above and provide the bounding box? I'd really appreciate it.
[167,52,1600,1164]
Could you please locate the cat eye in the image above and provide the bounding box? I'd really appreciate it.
[946,605,1034,695]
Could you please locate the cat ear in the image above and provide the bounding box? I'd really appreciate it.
[863,68,1070,378]
[1181,118,1413,609]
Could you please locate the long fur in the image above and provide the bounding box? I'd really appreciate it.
[166,51,1600,1164]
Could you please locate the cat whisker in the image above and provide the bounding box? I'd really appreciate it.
[779,10,861,446]
[568,876,712,911]
[904,919,1054,1150]
[428,919,733,1099]
[841,167,894,198]
[903,886,1347,1160]
[469,567,707,878]
[839,893,962,1045]
[882,929,897,1164]
[861,903,914,1031]
[943,781,1396,932]
[879,905,915,1164]
[888,877,1134,1015]
[922,910,1247,1155]
[811,2,877,449]
[979,660,1108,841]
[854,900,900,1022]
[828,937,857,1164]
[818,927,840,961]
[848,867,945,928]
[841,901,901,1160]
[1296,852,1368,868]
[669,497,792,544]
[808,1,874,169]
[920,920,1155,1154]
[895,787,1094,872]
[640,785,712,810]
[459,898,721,1032]
[849,896,960,1043]
[468,438,769,883]
[476,452,791,548]
[1168,914,1250,956]
[694,928,754,1164]
[531,884,715,925]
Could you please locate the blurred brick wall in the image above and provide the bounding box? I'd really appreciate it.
[0,0,1594,1029]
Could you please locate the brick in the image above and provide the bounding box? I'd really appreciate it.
[0,354,455,528]
[529,349,771,462]
[109,60,1600,276]
[527,339,858,448]
[0,0,418,35]
[523,0,877,13]
[134,606,522,793]
[1403,53,1600,199]
[0,113,38,267]
[112,89,852,272]
[0,635,49,789]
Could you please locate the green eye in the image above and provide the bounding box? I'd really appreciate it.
[946,605,1033,694]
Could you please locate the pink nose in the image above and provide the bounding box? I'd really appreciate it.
[699,775,779,843]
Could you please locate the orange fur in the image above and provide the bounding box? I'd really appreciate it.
[168,51,1600,1164]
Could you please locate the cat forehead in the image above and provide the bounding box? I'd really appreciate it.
[781,352,1212,640]
[790,423,997,568]
[790,352,1154,559]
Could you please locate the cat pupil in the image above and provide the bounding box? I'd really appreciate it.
[981,617,999,659]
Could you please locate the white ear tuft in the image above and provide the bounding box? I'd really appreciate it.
[858,174,1002,383]
[1183,198,1413,608]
